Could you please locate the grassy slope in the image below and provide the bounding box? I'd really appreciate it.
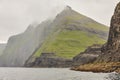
[33,9,108,59]
[85,22,108,32]
[64,12,108,32]
[34,30,106,59]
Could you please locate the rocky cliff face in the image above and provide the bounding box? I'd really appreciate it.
[96,2,120,62]
[25,53,72,67]
[0,20,53,67]
[73,44,102,66]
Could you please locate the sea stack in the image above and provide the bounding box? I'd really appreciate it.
[103,2,120,53]
[97,2,120,62]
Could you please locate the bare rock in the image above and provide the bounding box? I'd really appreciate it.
[25,53,72,68]
[73,44,102,66]
[96,2,120,62]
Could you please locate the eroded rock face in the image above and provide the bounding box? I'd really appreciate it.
[73,44,102,66]
[96,2,120,62]
[25,53,72,68]
[103,2,120,53]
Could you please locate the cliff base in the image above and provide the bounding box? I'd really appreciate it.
[71,62,120,73]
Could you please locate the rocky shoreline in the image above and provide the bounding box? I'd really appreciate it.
[71,62,120,73]
[73,44,102,66]
[25,44,102,68]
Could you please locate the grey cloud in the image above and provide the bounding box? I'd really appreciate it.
[0,0,119,43]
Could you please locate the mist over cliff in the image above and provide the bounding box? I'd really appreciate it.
[0,6,109,67]
[0,20,53,67]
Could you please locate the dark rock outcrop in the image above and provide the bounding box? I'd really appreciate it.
[73,44,102,66]
[25,53,72,67]
[96,2,120,62]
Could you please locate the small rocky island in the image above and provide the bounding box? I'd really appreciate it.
[72,2,120,73]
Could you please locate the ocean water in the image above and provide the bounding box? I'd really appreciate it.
[0,68,113,80]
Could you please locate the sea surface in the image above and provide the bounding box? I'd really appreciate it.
[0,68,113,80]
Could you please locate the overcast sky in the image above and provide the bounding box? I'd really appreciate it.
[0,0,119,43]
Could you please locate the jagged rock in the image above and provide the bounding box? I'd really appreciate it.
[96,2,120,62]
[25,53,72,67]
[103,2,120,53]
[73,44,102,66]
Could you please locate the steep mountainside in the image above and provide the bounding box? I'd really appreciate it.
[26,6,109,66]
[0,20,53,67]
[0,6,109,67]
[0,44,6,55]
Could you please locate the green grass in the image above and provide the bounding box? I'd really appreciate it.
[33,10,108,59]
[34,30,106,59]
[63,12,108,33]
[85,22,109,32]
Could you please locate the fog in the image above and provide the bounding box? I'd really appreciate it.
[0,0,119,43]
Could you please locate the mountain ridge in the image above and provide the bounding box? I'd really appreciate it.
[0,6,109,67]
[0,20,53,67]
[25,6,109,67]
